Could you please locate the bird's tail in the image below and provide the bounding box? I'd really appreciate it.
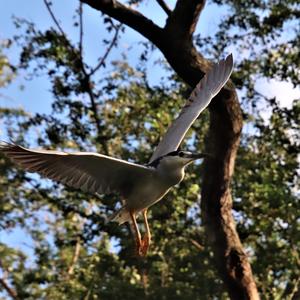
[108,207,131,225]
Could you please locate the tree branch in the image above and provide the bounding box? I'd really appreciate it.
[156,0,172,16]
[67,236,82,276]
[0,277,18,300]
[90,23,122,76]
[282,276,300,300]
[44,0,110,154]
[0,259,18,299]
[190,238,205,251]
[81,72,110,155]
[43,0,68,39]
[165,0,206,37]
[79,2,84,58]
[81,0,164,47]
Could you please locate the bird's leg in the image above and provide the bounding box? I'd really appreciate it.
[140,209,151,256]
[129,211,143,256]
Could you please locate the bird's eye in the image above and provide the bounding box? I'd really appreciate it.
[178,151,184,157]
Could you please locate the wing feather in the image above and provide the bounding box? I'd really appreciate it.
[149,54,233,163]
[0,142,153,197]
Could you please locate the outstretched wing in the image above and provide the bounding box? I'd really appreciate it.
[0,142,153,197]
[149,54,233,163]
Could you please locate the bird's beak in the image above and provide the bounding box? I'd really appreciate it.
[189,153,211,160]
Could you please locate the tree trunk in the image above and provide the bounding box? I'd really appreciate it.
[81,0,259,298]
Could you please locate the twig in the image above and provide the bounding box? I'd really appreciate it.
[0,259,8,281]
[156,0,172,16]
[0,277,18,300]
[141,269,149,295]
[43,0,67,39]
[190,238,204,251]
[291,279,300,300]
[82,74,109,155]
[281,276,300,300]
[67,236,82,276]
[43,0,109,155]
[79,2,84,58]
[81,0,163,47]
[83,288,92,300]
[43,0,81,64]
[90,23,122,76]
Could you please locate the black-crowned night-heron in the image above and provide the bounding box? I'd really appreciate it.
[0,54,233,256]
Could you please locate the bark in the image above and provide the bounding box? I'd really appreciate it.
[81,0,259,298]
[156,0,172,16]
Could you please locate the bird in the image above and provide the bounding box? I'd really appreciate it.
[0,54,233,256]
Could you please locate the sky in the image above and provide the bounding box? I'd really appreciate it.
[0,0,299,276]
[0,0,223,114]
[0,1,298,115]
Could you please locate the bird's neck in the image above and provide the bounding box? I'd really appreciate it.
[157,163,185,186]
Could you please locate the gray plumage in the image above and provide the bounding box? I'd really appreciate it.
[0,54,233,225]
[150,54,233,162]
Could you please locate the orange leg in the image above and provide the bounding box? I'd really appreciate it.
[129,211,142,256]
[140,209,151,256]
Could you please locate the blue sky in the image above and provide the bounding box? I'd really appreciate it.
[0,0,298,117]
[0,0,232,114]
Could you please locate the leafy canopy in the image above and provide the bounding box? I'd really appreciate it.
[0,1,299,299]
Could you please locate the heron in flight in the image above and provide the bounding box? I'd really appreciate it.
[0,54,233,256]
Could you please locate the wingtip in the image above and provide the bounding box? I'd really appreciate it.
[227,52,233,60]
[213,53,234,75]
[226,53,234,68]
[219,53,234,79]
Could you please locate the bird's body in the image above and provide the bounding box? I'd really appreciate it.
[112,153,189,223]
[0,54,234,256]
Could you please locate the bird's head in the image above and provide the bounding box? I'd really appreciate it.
[149,150,209,169]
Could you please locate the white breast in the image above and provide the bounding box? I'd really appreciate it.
[125,161,186,212]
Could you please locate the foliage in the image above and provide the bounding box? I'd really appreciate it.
[233,100,299,297]
[0,1,299,299]
[0,40,16,88]
[197,0,300,107]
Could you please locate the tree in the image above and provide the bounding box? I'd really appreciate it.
[0,40,15,88]
[0,0,299,299]
[60,0,257,296]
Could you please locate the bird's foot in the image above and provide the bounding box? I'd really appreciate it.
[134,244,142,257]
[139,233,151,256]
[134,234,150,257]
